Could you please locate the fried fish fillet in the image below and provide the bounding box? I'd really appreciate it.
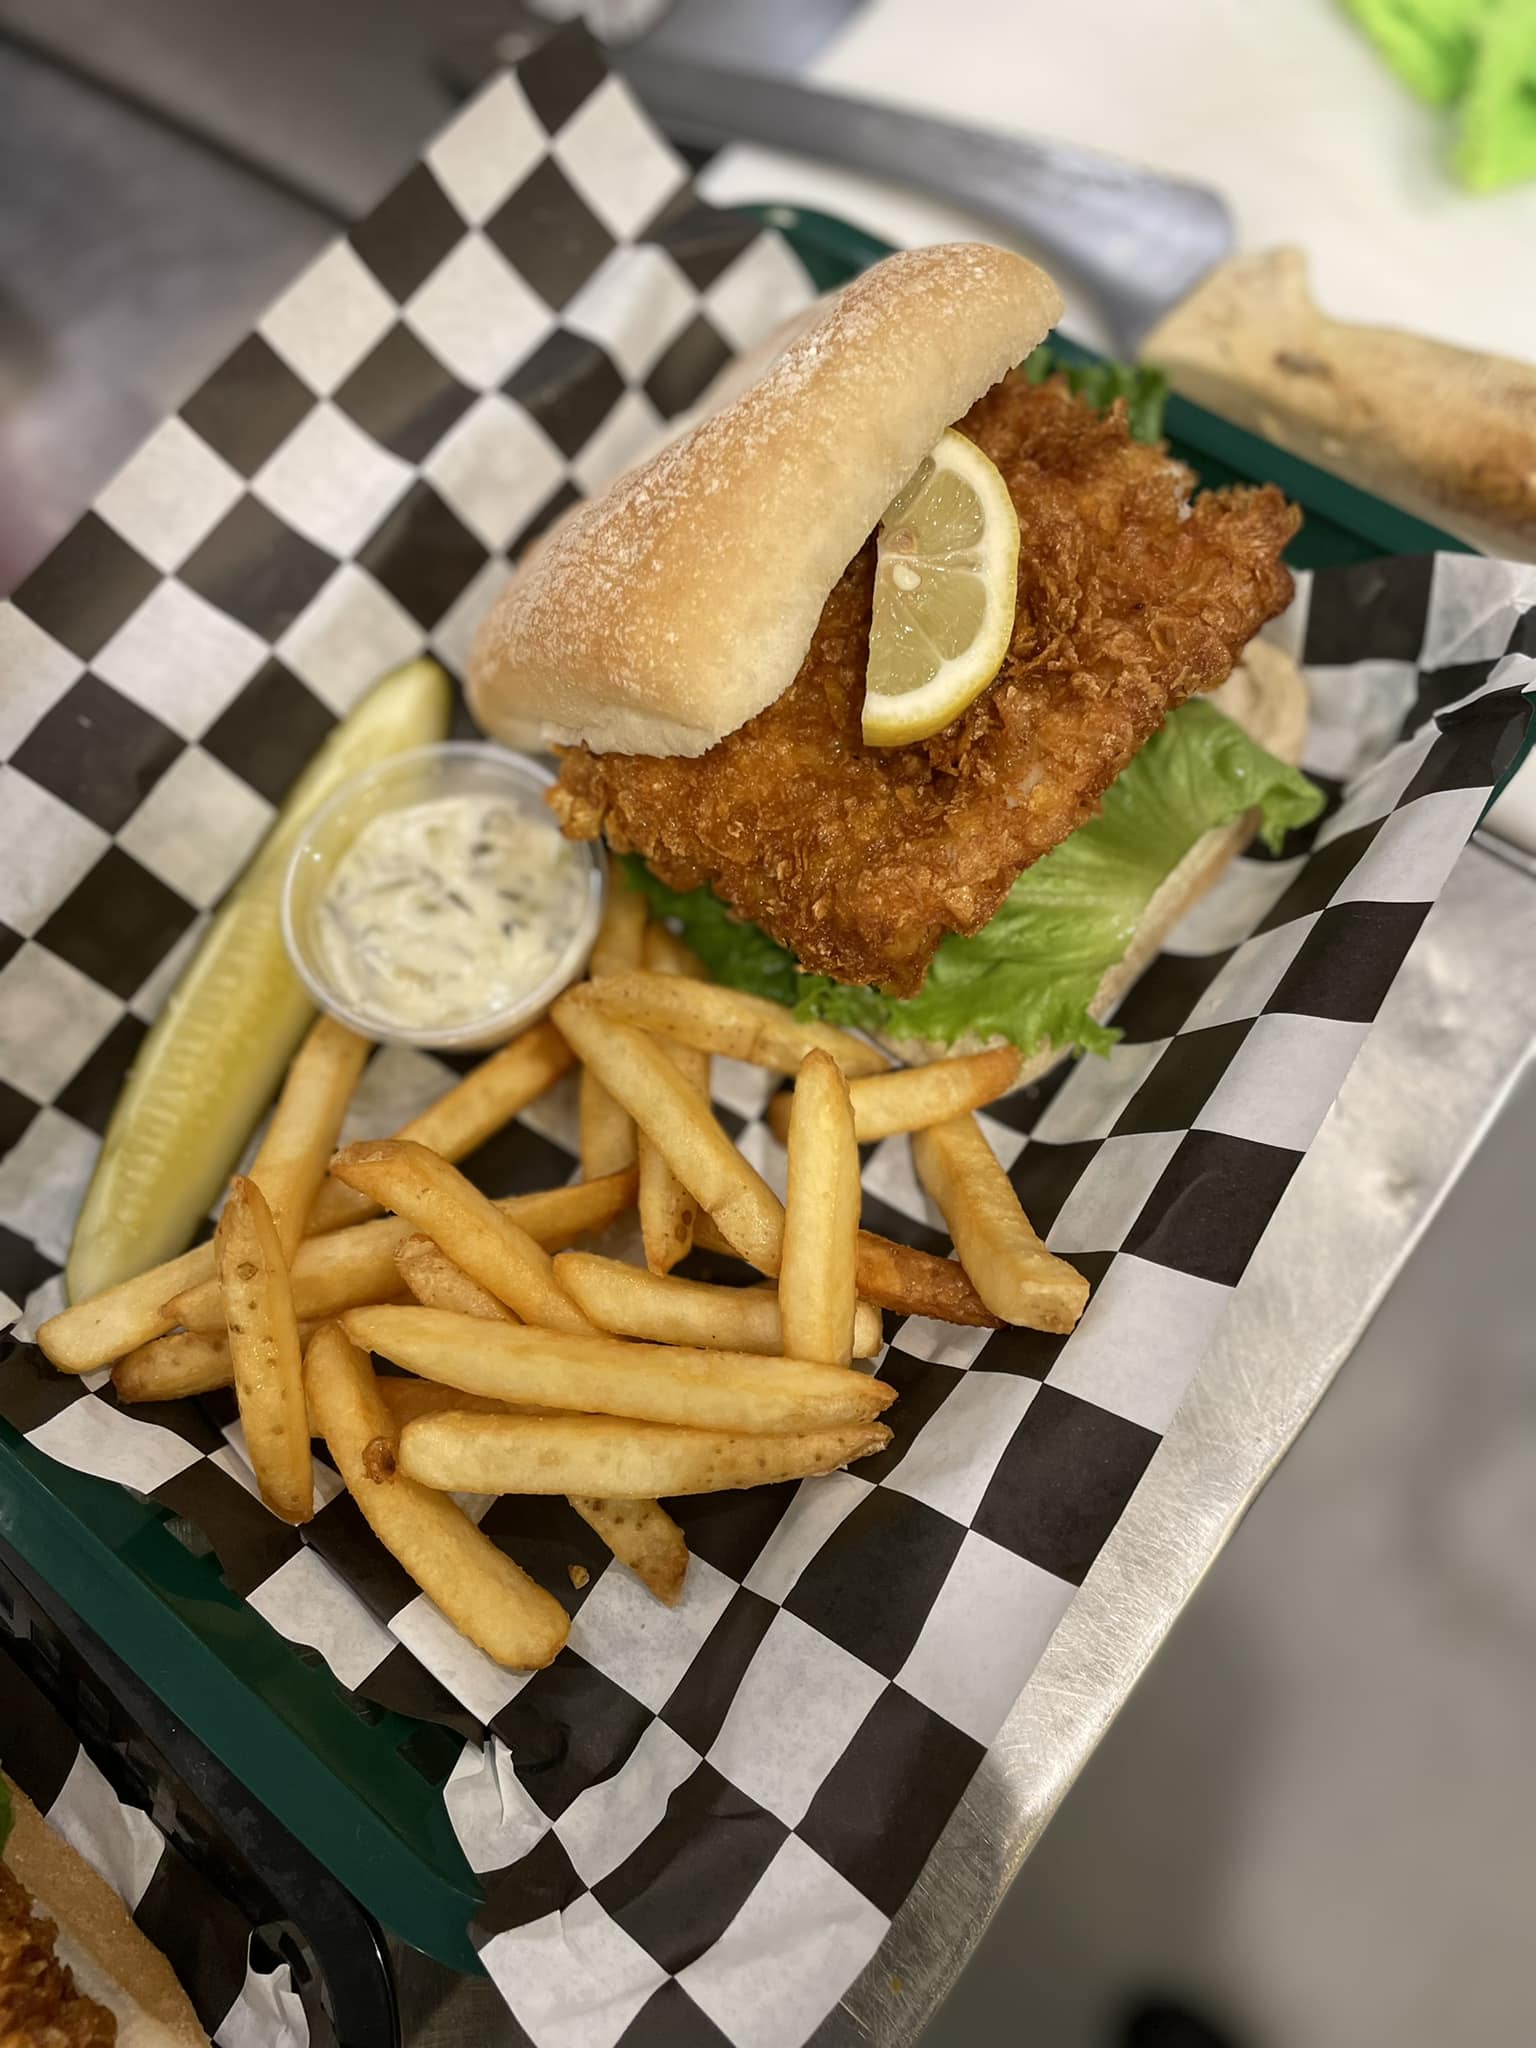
[553,373,1299,997]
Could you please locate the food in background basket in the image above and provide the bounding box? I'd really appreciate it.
[1,1773,209,2046]
[468,243,1320,1072]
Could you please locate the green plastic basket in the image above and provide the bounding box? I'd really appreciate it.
[0,205,1489,1973]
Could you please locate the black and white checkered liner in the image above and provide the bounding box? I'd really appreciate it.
[0,27,1532,2047]
[1,1656,308,2045]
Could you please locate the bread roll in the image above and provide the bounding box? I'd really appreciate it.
[468,244,1062,757]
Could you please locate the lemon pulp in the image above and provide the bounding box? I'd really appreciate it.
[862,427,1020,747]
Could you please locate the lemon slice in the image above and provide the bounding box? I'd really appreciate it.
[862,427,1020,747]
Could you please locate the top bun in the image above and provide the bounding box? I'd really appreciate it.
[467,243,1063,758]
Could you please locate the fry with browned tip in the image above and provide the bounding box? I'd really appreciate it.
[307,1017,575,1234]
[779,1049,860,1367]
[569,1496,689,1606]
[554,989,784,1273]
[216,1176,312,1524]
[328,1138,592,1334]
[399,1411,892,1498]
[692,1211,1001,1330]
[304,1323,568,1670]
[912,1113,1089,1332]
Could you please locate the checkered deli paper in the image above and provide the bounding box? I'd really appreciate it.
[1,25,1533,2047]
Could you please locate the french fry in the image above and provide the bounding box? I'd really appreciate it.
[552,1253,883,1358]
[589,875,650,978]
[395,1233,516,1321]
[39,1239,216,1374]
[376,1378,520,1426]
[569,1496,689,1606]
[580,971,889,1078]
[112,1324,319,1403]
[912,1114,1089,1333]
[693,1211,1001,1329]
[779,1050,860,1367]
[580,1067,638,1183]
[392,1227,684,1595]
[113,1330,234,1403]
[400,1411,892,1497]
[249,1013,372,1256]
[641,927,705,980]
[579,881,648,1180]
[328,1140,593,1335]
[341,1306,893,1435]
[216,1177,312,1524]
[765,1045,1023,1146]
[304,1324,568,1670]
[638,922,709,1275]
[40,1129,629,1376]
[554,991,784,1272]
[171,1171,637,1334]
[306,1018,575,1233]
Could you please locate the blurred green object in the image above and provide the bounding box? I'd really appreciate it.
[1456,1,1536,188]
[1341,0,1484,102]
[1342,0,1536,189]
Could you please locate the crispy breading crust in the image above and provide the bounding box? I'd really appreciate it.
[553,374,1299,996]
[0,1865,115,2048]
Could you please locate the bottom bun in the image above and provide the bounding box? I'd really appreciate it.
[3,1777,210,2047]
[877,638,1308,1071]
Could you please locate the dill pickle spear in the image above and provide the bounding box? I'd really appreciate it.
[65,659,454,1303]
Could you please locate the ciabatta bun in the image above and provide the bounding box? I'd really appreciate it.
[879,639,1310,1069]
[468,244,1062,758]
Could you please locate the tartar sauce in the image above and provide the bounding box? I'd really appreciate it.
[315,794,589,1029]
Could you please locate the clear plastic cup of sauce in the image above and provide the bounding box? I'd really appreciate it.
[282,742,604,1051]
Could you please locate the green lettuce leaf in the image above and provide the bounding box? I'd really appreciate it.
[1021,346,1169,443]
[623,700,1322,1057]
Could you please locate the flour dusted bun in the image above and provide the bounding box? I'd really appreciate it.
[467,244,1063,758]
[880,640,1311,1069]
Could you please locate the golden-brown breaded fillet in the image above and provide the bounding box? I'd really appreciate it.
[553,374,1299,996]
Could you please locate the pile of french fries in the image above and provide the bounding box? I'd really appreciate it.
[38,886,1088,1673]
